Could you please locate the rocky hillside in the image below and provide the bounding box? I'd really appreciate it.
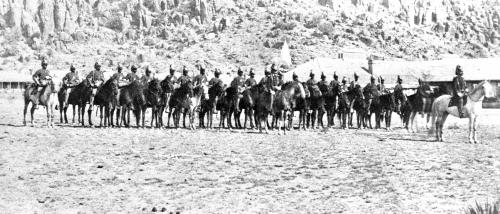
[1,0,499,75]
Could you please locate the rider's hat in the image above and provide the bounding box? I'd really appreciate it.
[380,76,384,82]
[169,65,175,73]
[145,66,152,74]
[94,62,101,69]
[41,59,48,66]
[397,75,402,83]
[292,72,298,79]
[237,67,243,75]
[342,76,347,83]
[214,69,221,76]
[70,64,76,71]
[131,65,137,72]
[370,75,376,81]
[455,65,463,75]
[354,72,359,79]
[321,72,326,79]
[249,69,255,76]
[333,71,338,79]
[309,71,315,77]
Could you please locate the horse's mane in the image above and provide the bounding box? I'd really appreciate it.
[470,80,486,95]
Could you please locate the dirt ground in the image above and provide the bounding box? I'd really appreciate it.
[0,95,499,214]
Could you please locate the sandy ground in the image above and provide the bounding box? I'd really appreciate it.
[0,95,499,214]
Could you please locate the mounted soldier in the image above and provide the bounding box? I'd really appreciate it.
[245,68,257,88]
[61,65,80,108]
[140,66,154,85]
[364,76,379,115]
[177,66,192,87]
[32,59,52,109]
[318,72,329,95]
[193,65,208,88]
[209,69,224,88]
[165,65,178,86]
[270,64,282,90]
[86,62,105,89]
[259,68,274,94]
[230,68,246,112]
[306,71,318,87]
[349,72,360,90]
[377,76,387,93]
[125,65,139,83]
[452,65,467,118]
[330,72,339,89]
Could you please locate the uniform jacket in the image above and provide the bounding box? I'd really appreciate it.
[452,76,466,97]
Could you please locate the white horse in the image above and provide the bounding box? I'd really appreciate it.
[429,80,495,143]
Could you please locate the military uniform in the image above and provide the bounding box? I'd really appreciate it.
[33,69,51,86]
[86,69,104,88]
[452,74,467,117]
[245,77,257,87]
[318,79,329,95]
[63,72,79,87]
[177,75,191,87]
[125,72,139,83]
[259,75,274,92]
[141,74,153,85]
[209,77,224,88]
[193,74,208,87]
[330,79,339,89]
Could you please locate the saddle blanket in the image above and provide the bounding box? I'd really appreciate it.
[448,96,468,108]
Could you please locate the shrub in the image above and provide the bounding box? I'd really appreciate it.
[465,200,500,214]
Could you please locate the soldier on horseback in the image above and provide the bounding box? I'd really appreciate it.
[292,72,299,82]
[86,62,105,88]
[110,65,124,106]
[231,68,246,112]
[259,68,274,94]
[62,65,80,108]
[378,76,387,93]
[306,71,318,87]
[245,68,257,88]
[32,59,52,109]
[453,65,467,118]
[165,65,178,86]
[193,65,208,88]
[330,72,339,89]
[349,72,360,90]
[270,64,283,90]
[177,66,192,87]
[140,67,154,85]
[209,69,224,88]
[365,76,378,115]
[125,65,139,83]
[318,72,329,94]
[340,77,349,93]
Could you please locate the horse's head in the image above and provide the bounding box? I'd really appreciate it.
[193,84,204,97]
[301,82,310,98]
[283,81,306,99]
[479,80,495,98]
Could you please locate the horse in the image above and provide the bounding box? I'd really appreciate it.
[23,79,57,127]
[119,81,146,128]
[238,86,256,129]
[57,82,80,124]
[224,87,240,129]
[324,83,341,127]
[352,85,368,129]
[272,81,306,134]
[374,91,396,130]
[306,84,325,129]
[253,85,274,133]
[407,82,435,132]
[94,78,119,127]
[159,78,175,128]
[287,82,310,130]
[66,79,93,127]
[337,85,363,129]
[143,79,163,128]
[180,84,204,130]
[363,86,380,129]
[429,80,495,143]
[204,83,226,129]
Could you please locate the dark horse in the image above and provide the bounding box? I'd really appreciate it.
[368,91,396,130]
[158,77,175,128]
[57,83,80,124]
[407,81,435,132]
[238,86,256,129]
[363,87,379,129]
[142,79,163,128]
[94,78,119,127]
[272,81,306,134]
[324,83,341,127]
[170,83,204,129]
[352,85,368,129]
[203,83,225,129]
[67,79,93,127]
[306,85,325,129]
[289,82,310,130]
[119,81,146,128]
[224,87,240,129]
[23,79,57,127]
[338,85,364,129]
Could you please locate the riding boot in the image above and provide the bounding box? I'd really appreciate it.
[457,98,464,118]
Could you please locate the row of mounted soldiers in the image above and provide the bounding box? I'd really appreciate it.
[29,59,410,131]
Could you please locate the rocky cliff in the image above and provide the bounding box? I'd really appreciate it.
[0,0,499,73]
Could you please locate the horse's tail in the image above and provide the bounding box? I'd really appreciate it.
[428,98,438,135]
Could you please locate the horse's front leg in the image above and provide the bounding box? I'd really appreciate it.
[23,103,28,126]
[468,117,474,144]
[473,116,479,143]
[99,105,104,127]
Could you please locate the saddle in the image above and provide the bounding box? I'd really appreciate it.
[448,95,468,108]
